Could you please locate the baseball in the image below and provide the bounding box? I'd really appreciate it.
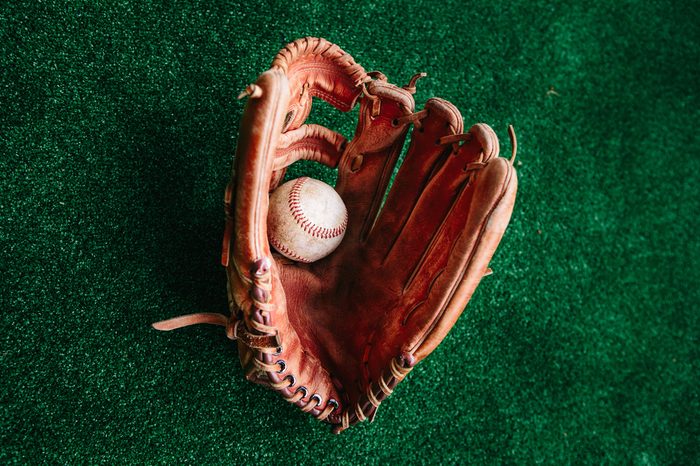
[267,177,348,263]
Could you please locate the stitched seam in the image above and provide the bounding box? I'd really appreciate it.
[271,37,369,87]
[269,234,311,263]
[310,87,347,109]
[288,178,348,240]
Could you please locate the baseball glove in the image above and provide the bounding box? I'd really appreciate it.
[153,37,518,433]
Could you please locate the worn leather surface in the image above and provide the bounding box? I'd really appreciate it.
[159,37,518,432]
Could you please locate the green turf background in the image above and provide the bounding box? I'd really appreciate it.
[2,0,699,464]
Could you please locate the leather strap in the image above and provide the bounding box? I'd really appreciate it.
[152,312,228,330]
[152,314,279,350]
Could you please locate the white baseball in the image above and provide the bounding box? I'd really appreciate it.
[267,177,348,263]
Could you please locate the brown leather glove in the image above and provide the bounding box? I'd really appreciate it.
[153,37,518,433]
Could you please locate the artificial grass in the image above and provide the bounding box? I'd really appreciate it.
[1,0,698,463]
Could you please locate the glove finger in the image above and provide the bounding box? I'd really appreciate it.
[333,81,415,246]
[365,98,463,258]
[380,123,500,284]
[267,124,346,192]
[273,124,347,171]
[273,37,368,132]
[364,157,517,379]
[225,69,289,293]
[402,158,517,360]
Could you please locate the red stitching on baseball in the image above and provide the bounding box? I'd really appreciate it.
[288,178,348,239]
[269,234,312,263]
